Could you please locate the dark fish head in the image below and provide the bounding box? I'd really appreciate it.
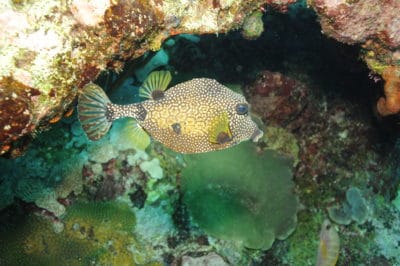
[229,94,263,143]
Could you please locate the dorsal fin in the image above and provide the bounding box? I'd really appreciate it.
[208,112,233,144]
[139,71,172,100]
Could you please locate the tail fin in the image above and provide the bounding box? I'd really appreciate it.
[78,83,113,141]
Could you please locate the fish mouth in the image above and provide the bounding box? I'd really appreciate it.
[250,128,263,142]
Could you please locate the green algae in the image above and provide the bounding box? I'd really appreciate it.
[182,141,298,250]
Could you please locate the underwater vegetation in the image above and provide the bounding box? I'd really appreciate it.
[182,141,298,250]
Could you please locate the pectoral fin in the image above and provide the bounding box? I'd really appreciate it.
[139,71,172,100]
[122,118,151,150]
[208,112,233,144]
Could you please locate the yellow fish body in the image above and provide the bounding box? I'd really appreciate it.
[316,219,340,266]
[78,71,263,153]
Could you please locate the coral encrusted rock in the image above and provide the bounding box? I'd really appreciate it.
[310,0,400,48]
[309,0,400,115]
[309,0,400,67]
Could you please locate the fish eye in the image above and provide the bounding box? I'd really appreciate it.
[325,224,331,230]
[236,103,249,115]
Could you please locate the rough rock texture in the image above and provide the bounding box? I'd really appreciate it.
[0,0,296,156]
[311,0,400,48]
[309,0,400,116]
[310,0,400,72]
[245,70,308,129]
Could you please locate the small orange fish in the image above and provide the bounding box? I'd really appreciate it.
[77,71,263,153]
[316,219,340,266]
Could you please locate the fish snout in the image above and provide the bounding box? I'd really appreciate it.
[250,128,263,142]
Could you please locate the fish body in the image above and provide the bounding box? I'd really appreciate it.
[316,219,340,266]
[78,71,263,153]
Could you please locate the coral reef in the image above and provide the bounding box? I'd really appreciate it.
[0,0,296,156]
[244,66,397,265]
[0,121,85,216]
[0,101,165,215]
[2,2,400,265]
[262,126,300,166]
[245,70,379,206]
[371,197,400,265]
[182,141,299,250]
[134,204,176,257]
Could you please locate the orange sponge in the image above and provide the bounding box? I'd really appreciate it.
[377,66,400,116]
